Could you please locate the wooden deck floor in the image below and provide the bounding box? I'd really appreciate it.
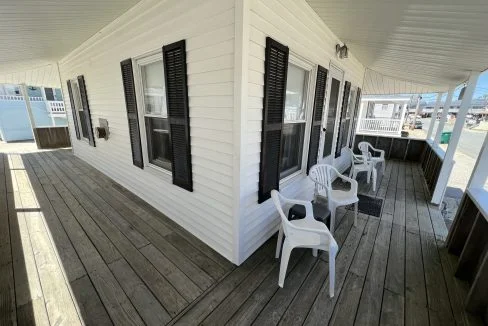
[0,149,482,325]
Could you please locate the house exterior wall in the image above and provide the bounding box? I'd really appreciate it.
[58,0,237,261]
[57,0,365,264]
[237,0,365,262]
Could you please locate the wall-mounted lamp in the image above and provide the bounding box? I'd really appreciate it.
[336,43,349,59]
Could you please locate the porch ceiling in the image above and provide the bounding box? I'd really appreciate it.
[307,0,488,95]
[0,0,140,86]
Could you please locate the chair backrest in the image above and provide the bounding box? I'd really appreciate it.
[270,190,297,237]
[347,147,369,166]
[358,141,372,157]
[309,164,338,196]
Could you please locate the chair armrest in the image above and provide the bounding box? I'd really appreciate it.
[283,198,314,219]
[371,147,385,158]
[288,223,338,248]
[336,174,358,194]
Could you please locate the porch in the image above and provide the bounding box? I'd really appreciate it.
[0,146,481,325]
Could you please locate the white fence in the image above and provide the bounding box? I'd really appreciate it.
[47,101,66,115]
[357,118,402,135]
[0,95,44,101]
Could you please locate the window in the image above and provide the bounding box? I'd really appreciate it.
[280,63,310,179]
[136,55,172,172]
[69,79,90,140]
[341,88,357,150]
[44,87,55,101]
[323,77,341,157]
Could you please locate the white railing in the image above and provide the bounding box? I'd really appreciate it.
[358,118,402,135]
[0,94,44,101]
[47,101,66,115]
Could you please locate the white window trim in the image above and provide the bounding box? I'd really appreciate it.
[132,52,172,181]
[279,52,317,186]
[69,78,90,145]
[319,63,344,163]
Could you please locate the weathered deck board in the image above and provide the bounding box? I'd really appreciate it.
[31,152,189,317]
[0,149,481,326]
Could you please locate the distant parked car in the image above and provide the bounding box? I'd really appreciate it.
[414,120,423,129]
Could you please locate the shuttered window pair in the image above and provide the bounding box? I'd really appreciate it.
[120,40,193,192]
[335,81,352,157]
[348,88,362,148]
[66,76,96,147]
[258,37,328,203]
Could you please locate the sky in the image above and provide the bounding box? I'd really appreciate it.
[421,70,488,103]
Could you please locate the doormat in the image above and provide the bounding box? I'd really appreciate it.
[347,194,383,217]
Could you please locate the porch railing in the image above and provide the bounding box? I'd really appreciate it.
[357,118,402,135]
[47,101,66,115]
[0,95,44,101]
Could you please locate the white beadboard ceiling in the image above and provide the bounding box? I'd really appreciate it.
[0,0,140,87]
[307,0,488,95]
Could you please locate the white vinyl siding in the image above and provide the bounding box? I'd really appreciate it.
[240,0,365,261]
[59,0,236,261]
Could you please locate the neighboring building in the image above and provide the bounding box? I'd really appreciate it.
[355,95,410,136]
[0,84,67,142]
[58,0,364,264]
[420,98,488,116]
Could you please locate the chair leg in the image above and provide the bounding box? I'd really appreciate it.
[329,245,337,297]
[278,241,292,288]
[372,169,377,192]
[354,201,358,227]
[275,226,284,259]
[382,161,385,175]
[329,204,336,234]
[367,169,371,184]
[312,248,318,257]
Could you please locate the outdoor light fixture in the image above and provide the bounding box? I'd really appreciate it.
[336,43,348,59]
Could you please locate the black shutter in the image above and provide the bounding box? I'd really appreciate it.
[163,40,193,192]
[121,59,144,169]
[44,87,55,101]
[349,87,362,148]
[66,81,81,140]
[306,65,328,174]
[335,81,351,158]
[77,75,96,147]
[258,37,289,203]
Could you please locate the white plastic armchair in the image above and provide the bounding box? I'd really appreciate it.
[308,164,358,234]
[358,141,385,174]
[271,190,338,297]
[347,148,377,192]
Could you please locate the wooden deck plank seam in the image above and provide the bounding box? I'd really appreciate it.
[54,149,233,274]
[22,153,143,325]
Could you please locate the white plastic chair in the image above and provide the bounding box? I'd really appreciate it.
[271,190,338,297]
[348,148,377,192]
[358,141,385,175]
[308,164,358,234]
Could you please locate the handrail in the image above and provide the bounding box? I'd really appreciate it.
[0,95,44,101]
[358,118,402,134]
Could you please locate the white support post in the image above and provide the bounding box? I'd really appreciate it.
[434,87,455,145]
[20,84,39,147]
[356,101,365,133]
[426,92,443,140]
[399,103,407,135]
[467,132,488,190]
[432,72,481,205]
[411,96,421,128]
